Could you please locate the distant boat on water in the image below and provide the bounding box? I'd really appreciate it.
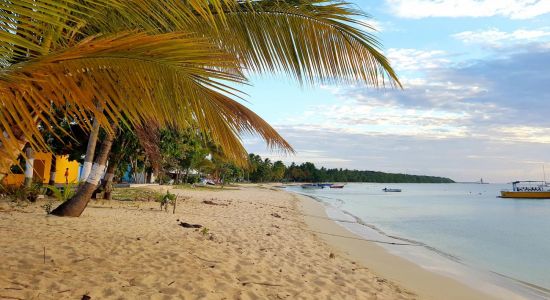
[500,181,550,199]
[330,184,345,189]
[383,188,402,192]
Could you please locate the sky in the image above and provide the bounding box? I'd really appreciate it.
[241,0,550,183]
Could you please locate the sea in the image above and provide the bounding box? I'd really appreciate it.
[287,183,550,299]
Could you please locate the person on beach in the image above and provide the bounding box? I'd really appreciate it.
[64,168,69,184]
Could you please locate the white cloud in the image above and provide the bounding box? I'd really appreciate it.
[386,0,550,19]
[453,28,550,46]
[386,48,450,71]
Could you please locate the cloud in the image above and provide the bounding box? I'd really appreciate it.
[386,49,451,71]
[284,45,550,144]
[386,0,550,19]
[245,43,550,182]
[245,126,550,182]
[453,28,550,46]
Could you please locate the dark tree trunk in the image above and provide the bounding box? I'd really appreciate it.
[51,133,114,217]
[46,155,57,196]
[102,161,117,200]
[184,167,190,184]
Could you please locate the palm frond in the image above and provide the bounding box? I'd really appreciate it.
[209,0,400,87]
[91,0,399,87]
[0,32,291,166]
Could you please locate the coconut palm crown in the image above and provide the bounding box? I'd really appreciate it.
[0,0,400,175]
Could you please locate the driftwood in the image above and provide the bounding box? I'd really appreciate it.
[178,222,202,228]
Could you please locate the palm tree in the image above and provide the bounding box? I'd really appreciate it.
[1,0,399,216]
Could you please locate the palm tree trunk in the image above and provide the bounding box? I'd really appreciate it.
[81,116,101,180]
[24,146,34,187]
[48,154,57,186]
[102,161,117,200]
[51,133,114,217]
[46,155,57,196]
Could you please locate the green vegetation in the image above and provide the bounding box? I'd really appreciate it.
[245,154,454,183]
[44,183,77,202]
[110,188,164,202]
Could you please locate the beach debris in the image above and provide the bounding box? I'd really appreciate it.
[203,200,228,206]
[271,213,281,218]
[241,281,283,287]
[81,295,91,300]
[329,252,335,259]
[203,200,219,205]
[168,281,175,286]
[178,222,202,228]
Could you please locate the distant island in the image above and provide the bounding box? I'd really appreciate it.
[246,154,455,183]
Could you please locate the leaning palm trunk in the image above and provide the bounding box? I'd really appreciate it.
[81,115,101,180]
[51,133,114,217]
[102,161,117,200]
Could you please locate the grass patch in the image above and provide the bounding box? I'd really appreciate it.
[111,187,164,202]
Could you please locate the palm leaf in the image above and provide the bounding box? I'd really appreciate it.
[88,0,399,87]
[0,32,291,166]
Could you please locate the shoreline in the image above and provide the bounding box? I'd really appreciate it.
[296,191,505,300]
[295,188,550,300]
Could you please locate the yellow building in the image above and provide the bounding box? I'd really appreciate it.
[2,153,81,186]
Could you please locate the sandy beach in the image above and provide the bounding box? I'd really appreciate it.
[0,185,493,299]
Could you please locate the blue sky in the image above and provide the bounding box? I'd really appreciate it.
[242,0,550,183]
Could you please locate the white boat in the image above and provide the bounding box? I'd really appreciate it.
[500,181,550,199]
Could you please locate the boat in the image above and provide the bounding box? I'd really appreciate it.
[301,183,323,189]
[330,184,345,189]
[500,181,550,199]
[383,188,402,192]
[319,183,333,188]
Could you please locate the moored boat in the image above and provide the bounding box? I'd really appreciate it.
[301,183,323,189]
[383,188,402,192]
[330,184,345,189]
[500,181,550,199]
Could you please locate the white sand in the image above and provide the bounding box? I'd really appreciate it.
[0,185,415,299]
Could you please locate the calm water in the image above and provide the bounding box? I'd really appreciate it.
[289,183,550,298]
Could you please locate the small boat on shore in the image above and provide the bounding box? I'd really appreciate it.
[330,184,345,189]
[319,183,333,188]
[500,181,550,199]
[383,188,402,192]
[301,183,323,189]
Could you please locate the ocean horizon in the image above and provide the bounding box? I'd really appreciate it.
[289,183,550,299]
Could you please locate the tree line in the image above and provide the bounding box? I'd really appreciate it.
[243,154,454,183]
